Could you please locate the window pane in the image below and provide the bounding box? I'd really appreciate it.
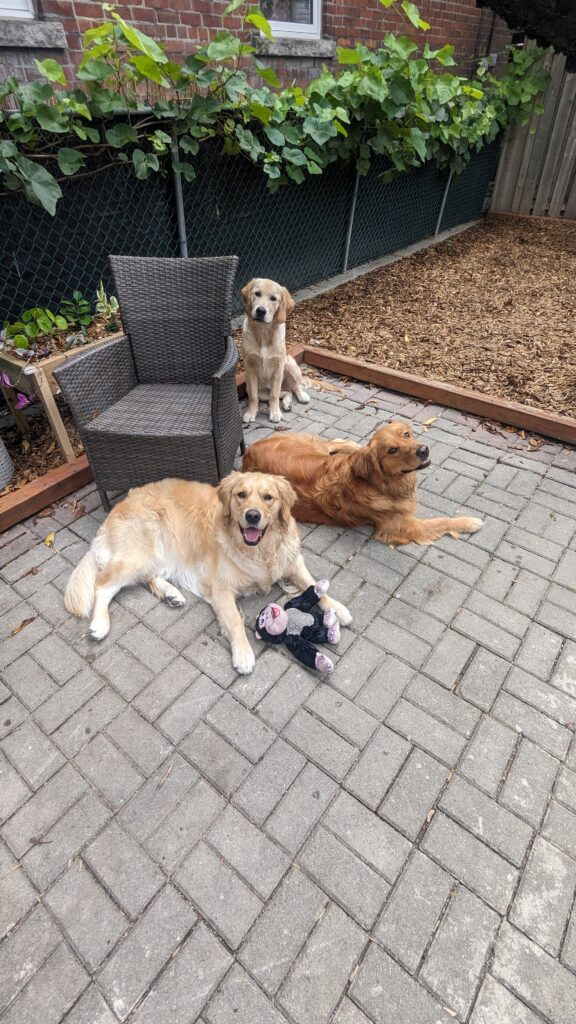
[262,1,313,26]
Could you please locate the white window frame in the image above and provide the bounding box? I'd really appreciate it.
[266,0,321,40]
[0,0,35,18]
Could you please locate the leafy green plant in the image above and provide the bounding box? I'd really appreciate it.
[95,281,120,331]
[60,290,94,328]
[4,307,70,350]
[0,0,550,214]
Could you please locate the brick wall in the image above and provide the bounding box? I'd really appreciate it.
[0,0,512,86]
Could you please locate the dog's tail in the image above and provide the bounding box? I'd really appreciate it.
[64,548,98,619]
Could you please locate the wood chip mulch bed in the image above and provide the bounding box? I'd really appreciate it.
[288,216,576,419]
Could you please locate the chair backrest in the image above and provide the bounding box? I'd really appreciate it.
[108,255,239,384]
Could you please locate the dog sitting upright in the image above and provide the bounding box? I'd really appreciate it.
[241,277,310,423]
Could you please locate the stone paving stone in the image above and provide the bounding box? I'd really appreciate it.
[380,748,448,841]
[265,762,338,854]
[500,738,560,828]
[75,733,144,810]
[131,922,232,1024]
[207,693,275,763]
[466,591,531,639]
[180,721,251,796]
[0,840,37,939]
[421,812,517,914]
[183,632,239,687]
[346,581,390,633]
[85,821,164,918]
[305,685,377,747]
[365,616,432,669]
[44,859,128,970]
[23,790,111,890]
[547,582,576,615]
[324,789,410,882]
[0,693,29,739]
[386,699,466,767]
[230,648,289,709]
[0,540,53,581]
[420,885,500,1019]
[1,942,89,1024]
[470,975,544,1024]
[494,692,571,760]
[459,716,517,797]
[233,738,306,824]
[379,598,446,645]
[555,765,576,812]
[563,910,576,973]
[350,944,453,1024]
[333,998,372,1024]
[1,762,87,858]
[31,632,86,683]
[0,603,51,670]
[551,641,576,699]
[1,720,64,789]
[506,568,549,618]
[477,557,518,600]
[441,775,533,867]
[255,662,316,732]
[147,776,225,874]
[53,685,125,757]
[421,629,476,688]
[329,638,385,699]
[554,550,576,590]
[424,546,483,586]
[208,804,290,899]
[98,885,197,1022]
[117,754,197,841]
[120,622,176,673]
[492,922,576,1024]
[453,608,521,660]
[175,841,262,949]
[537,601,576,642]
[542,799,576,860]
[2,652,59,709]
[57,604,137,661]
[374,850,453,973]
[92,644,153,700]
[34,667,102,734]
[132,656,199,721]
[353,655,413,721]
[515,622,564,682]
[205,963,288,1024]
[278,900,366,1024]
[157,673,220,743]
[505,666,576,728]
[344,724,410,810]
[239,867,327,995]
[106,706,173,775]
[406,674,480,736]
[283,708,358,781]
[506,526,565,567]
[61,985,118,1024]
[510,836,576,956]
[298,825,389,928]
[395,563,470,623]
[0,905,62,1013]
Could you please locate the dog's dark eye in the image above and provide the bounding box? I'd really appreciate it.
[237,491,247,499]
[263,494,273,502]
[388,447,398,455]
[254,291,261,297]
[404,431,410,438]
[270,296,277,302]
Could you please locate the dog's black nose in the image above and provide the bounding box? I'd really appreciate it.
[417,445,429,460]
[245,509,262,525]
[255,306,266,319]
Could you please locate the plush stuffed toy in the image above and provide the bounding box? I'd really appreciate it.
[255,579,340,673]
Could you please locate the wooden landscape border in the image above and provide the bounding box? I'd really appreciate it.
[2,345,575,531]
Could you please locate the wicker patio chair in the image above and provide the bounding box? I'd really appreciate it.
[54,255,244,511]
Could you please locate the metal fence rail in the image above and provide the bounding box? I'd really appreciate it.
[1,137,501,323]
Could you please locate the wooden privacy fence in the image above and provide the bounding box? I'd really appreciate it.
[491,47,576,218]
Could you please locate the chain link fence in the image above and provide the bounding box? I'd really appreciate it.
[1,136,501,323]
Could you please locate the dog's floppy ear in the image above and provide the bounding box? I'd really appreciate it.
[353,446,377,483]
[241,281,254,314]
[274,475,297,526]
[217,472,240,518]
[276,286,295,324]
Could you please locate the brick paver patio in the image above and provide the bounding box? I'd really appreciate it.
[1,376,576,1024]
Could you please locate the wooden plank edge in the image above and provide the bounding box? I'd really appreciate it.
[0,455,93,532]
[487,211,574,226]
[302,347,576,445]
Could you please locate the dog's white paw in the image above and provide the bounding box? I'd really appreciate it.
[299,391,311,404]
[281,395,292,411]
[89,619,110,641]
[233,645,256,675]
[243,409,257,424]
[331,600,353,627]
[269,408,283,424]
[166,592,186,608]
[466,517,484,534]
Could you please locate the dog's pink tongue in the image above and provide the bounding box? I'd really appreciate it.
[244,527,262,543]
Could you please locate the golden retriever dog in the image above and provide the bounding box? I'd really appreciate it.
[241,277,310,424]
[243,422,483,546]
[64,472,351,674]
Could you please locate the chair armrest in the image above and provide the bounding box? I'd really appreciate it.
[212,337,243,472]
[53,334,137,428]
[212,335,239,383]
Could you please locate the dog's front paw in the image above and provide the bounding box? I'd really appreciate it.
[269,408,283,424]
[233,645,255,675]
[299,390,311,405]
[243,408,258,424]
[331,600,353,627]
[281,394,293,411]
[89,619,110,641]
[464,517,484,534]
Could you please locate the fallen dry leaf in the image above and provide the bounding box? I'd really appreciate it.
[36,505,56,519]
[22,566,39,578]
[426,809,435,823]
[422,416,438,426]
[10,616,36,636]
[73,502,86,521]
[528,437,544,450]
[44,532,56,548]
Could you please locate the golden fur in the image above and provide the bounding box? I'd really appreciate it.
[243,422,483,546]
[64,472,351,674]
[241,277,310,424]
